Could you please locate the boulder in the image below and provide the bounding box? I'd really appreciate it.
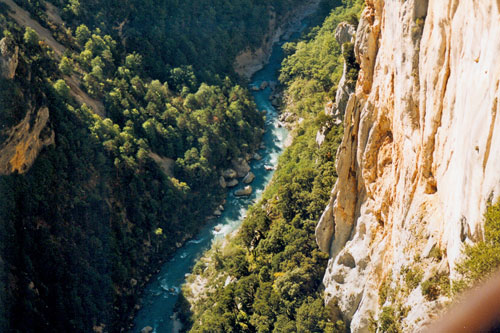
[242,172,255,184]
[226,179,239,187]
[235,185,252,196]
[223,168,237,179]
[213,209,222,216]
[141,326,153,333]
[260,81,268,89]
[253,153,262,160]
[334,22,356,45]
[219,176,226,188]
[231,158,250,177]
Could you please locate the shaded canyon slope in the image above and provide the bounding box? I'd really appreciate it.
[316,0,500,331]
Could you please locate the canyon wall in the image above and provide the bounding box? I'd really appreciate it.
[316,0,500,331]
[234,0,320,78]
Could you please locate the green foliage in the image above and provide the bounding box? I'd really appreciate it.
[279,0,363,117]
[58,56,73,75]
[75,24,90,45]
[378,276,393,306]
[455,201,500,292]
[53,79,70,98]
[48,0,311,82]
[403,266,423,291]
[180,3,364,331]
[342,41,360,87]
[184,78,343,333]
[23,26,38,46]
[0,0,362,331]
[0,2,269,331]
[421,271,450,301]
[378,307,401,333]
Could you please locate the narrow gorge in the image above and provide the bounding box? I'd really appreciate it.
[1,0,500,332]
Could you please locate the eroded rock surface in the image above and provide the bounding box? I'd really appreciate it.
[0,107,55,175]
[316,0,500,331]
[0,37,18,79]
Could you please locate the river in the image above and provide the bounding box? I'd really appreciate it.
[132,20,310,333]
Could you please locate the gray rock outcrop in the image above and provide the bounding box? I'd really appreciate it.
[0,37,18,79]
[235,186,252,196]
[242,172,255,184]
[231,158,251,178]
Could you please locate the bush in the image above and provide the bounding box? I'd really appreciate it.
[23,27,38,46]
[59,56,73,75]
[421,272,450,301]
[378,306,401,333]
[456,201,500,291]
[53,79,70,99]
[403,266,423,290]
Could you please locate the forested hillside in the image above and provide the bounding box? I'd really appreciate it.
[179,1,363,331]
[16,0,308,82]
[0,0,311,331]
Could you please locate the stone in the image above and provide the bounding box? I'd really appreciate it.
[334,22,356,45]
[253,153,262,160]
[259,81,268,89]
[235,186,252,196]
[141,326,153,333]
[337,251,355,268]
[231,158,251,178]
[0,37,18,79]
[222,168,237,179]
[316,199,335,253]
[242,172,255,184]
[219,176,226,188]
[226,179,238,187]
[213,209,222,216]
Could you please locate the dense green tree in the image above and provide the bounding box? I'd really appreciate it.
[23,26,38,46]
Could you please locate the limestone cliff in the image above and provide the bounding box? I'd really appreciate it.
[316,0,500,331]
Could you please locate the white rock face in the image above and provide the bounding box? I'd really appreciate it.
[316,0,500,331]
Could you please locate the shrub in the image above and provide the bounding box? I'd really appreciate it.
[53,79,70,99]
[403,266,423,290]
[421,272,450,301]
[23,27,38,46]
[455,201,500,291]
[378,306,401,333]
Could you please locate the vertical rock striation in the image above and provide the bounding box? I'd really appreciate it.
[317,0,500,331]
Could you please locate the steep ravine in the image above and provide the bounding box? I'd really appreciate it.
[316,0,500,331]
[132,15,314,332]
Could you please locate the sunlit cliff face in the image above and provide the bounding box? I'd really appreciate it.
[317,0,500,331]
